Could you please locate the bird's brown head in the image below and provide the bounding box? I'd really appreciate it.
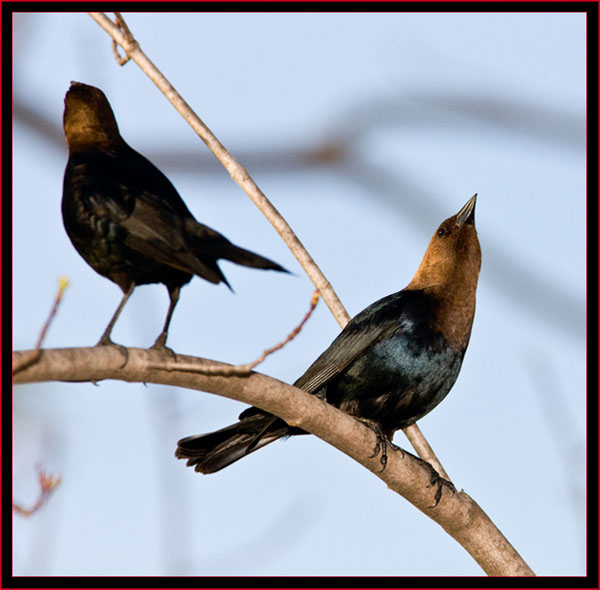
[63,82,122,152]
[407,194,481,295]
[406,194,481,350]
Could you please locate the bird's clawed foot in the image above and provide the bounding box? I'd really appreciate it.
[95,335,129,368]
[150,332,177,359]
[357,418,402,472]
[411,455,456,507]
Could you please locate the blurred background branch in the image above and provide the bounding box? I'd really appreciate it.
[13,87,585,340]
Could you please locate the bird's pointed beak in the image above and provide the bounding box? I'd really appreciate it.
[455,194,477,227]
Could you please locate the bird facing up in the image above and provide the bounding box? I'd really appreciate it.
[62,82,287,350]
[176,195,481,474]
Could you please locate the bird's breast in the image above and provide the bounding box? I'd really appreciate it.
[329,326,464,431]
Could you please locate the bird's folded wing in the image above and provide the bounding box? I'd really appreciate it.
[294,308,402,394]
[120,190,224,280]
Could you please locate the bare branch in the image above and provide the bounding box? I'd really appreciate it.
[12,346,533,576]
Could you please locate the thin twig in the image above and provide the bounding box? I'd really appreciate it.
[12,468,62,517]
[89,12,447,478]
[13,276,69,375]
[239,289,320,370]
[112,12,135,64]
[111,12,137,65]
[150,290,320,375]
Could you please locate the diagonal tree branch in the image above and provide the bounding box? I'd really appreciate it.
[87,10,448,478]
[12,346,534,577]
[89,11,348,327]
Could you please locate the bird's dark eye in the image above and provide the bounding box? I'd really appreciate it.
[437,228,446,236]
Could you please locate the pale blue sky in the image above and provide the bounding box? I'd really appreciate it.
[13,12,586,576]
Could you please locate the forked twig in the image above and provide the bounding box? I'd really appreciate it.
[111,13,136,65]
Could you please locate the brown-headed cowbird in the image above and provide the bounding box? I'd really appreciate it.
[176,195,481,493]
[62,82,287,350]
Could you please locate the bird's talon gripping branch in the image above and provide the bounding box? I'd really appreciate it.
[389,439,404,456]
[369,433,382,459]
[428,477,456,508]
[150,334,178,360]
[368,438,381,458]
[414,456,456,508]
[356,418,391,470]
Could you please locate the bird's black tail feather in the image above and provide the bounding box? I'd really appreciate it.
[175,411,292,474]
[184,220,288,281]
[219,241,288,274]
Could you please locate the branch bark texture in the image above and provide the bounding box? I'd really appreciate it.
[13,347,534,577]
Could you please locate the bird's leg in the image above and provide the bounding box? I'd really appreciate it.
[96,284,134,367]
[150,285,180,358]
[405,452,456,508]
[355,418,402,472]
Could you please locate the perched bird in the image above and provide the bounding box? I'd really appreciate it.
[62,82,287,350]
[177,195,481,482]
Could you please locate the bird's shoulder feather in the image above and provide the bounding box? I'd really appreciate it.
[294,289,436,394]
